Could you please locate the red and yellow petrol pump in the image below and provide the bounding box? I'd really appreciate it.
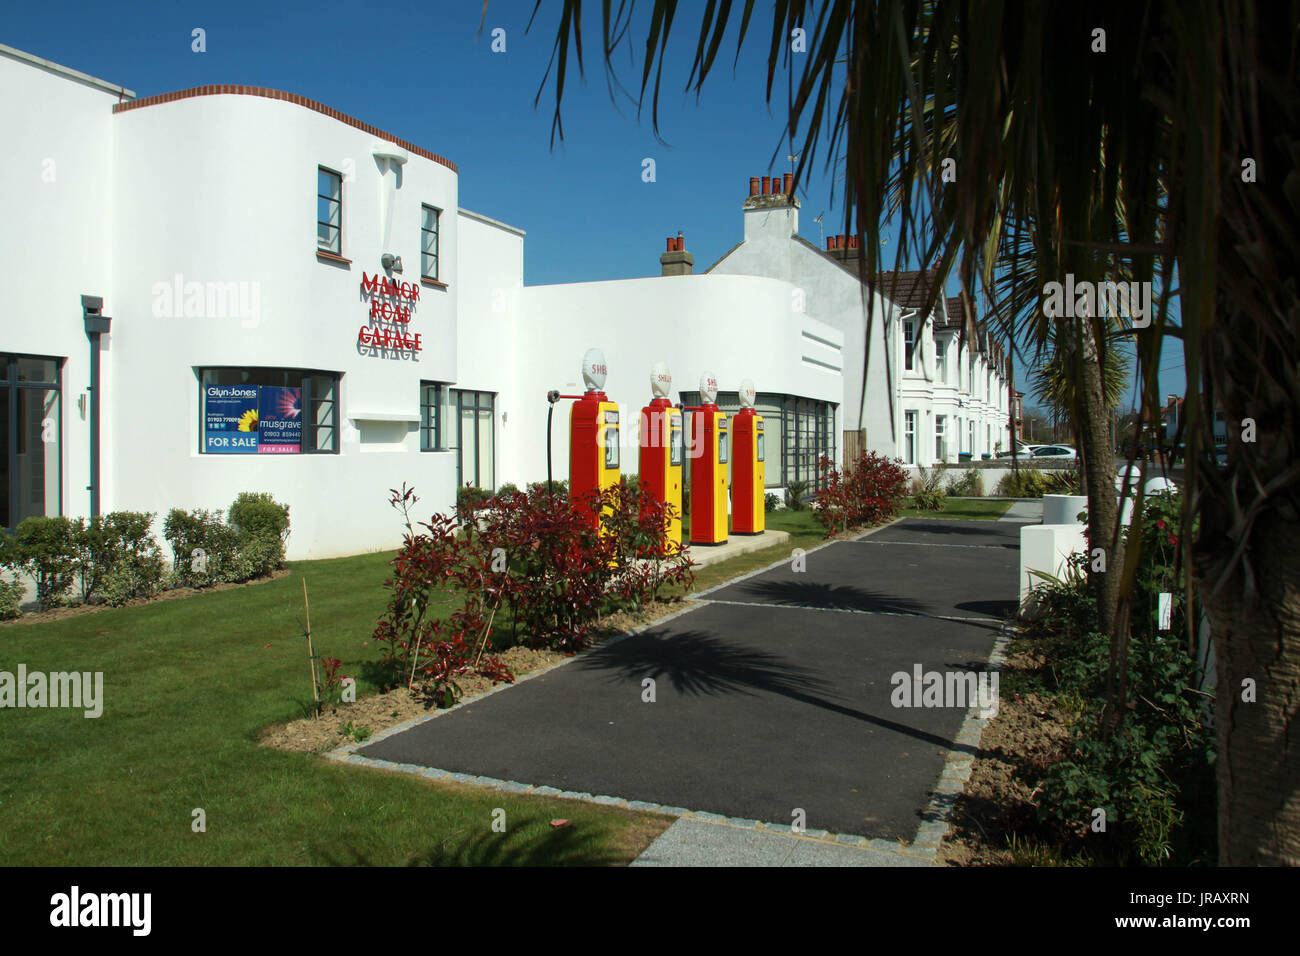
[730,378,765,535]
[688,371,728,546]
[638,362,683,550]
[568,348,620,528]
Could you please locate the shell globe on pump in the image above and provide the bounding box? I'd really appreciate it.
[730,378,765,535]
[569,347,620,527]
[688,370,729,546]
[638,362,683,550]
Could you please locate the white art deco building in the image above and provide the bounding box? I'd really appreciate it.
[0,44,1011,559]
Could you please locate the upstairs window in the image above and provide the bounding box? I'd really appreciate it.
[421,205,440,280]
[903,320,916,371]
[317,167,342,255]
[935,338,947,382]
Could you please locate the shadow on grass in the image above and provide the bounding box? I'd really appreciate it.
[310,817,633,866]
[579,629,976,754]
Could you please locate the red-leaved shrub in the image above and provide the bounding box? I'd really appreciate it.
[814,451,910,537]
[372,479,693,706]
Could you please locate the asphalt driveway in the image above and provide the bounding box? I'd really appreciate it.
[359,517,1020,840]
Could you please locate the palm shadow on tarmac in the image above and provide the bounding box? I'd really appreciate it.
[576,628,978,755]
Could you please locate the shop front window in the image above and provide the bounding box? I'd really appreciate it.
[678,391,835,491]
[1,354,62,527]
[199,367,339,454]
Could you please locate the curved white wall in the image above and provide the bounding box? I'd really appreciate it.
[107,92,460,558]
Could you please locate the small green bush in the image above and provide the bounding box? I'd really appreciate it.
[496,482,521,499]
[946,468,984,497]
[764,492,782,513]
[785,480,809,511]
[997,468,1050,498]
[0,577,24,620]
[228,492,290,578]
[73,512,165,605]
[14,516,77,610]
[525,479,569,498]
[455,484,494,523]
[163,508,241,588]
[912,488,947,511]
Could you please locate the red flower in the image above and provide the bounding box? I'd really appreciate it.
[1155,519,1166,530]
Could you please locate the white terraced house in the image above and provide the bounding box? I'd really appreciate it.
[706,181,1014,471]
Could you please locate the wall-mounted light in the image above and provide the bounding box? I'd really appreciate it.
[381,253,403,273]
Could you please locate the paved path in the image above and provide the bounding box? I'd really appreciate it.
[998,499,1043,522]
[351,517,1019,864]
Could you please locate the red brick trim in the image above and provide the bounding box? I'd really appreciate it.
[113,85,458,173]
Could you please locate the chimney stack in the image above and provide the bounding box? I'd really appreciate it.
[660,231,693,276]
[827,233,861,270]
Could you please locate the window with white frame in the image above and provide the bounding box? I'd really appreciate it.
[968,419,975,456]
[317,167,342,255]
[904,410,917,464]
[935,414,947,461]
[935,338,947,382]
[903,320,916,372]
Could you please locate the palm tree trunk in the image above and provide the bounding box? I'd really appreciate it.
[1076,321,1125,728]
[1202,517,1300,864]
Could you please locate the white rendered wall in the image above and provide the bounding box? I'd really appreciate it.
[0,49,122,524]
[107,92,460,559]
[476,273,845,490]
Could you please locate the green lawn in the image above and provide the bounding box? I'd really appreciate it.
[0,553,665,865]
[898,498,1013,521]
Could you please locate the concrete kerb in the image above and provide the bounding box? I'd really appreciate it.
[907,617,1015,864]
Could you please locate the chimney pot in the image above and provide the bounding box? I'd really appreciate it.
[666,237,675,252]
[826,237,834,251]
[783,172,793,194]
[749,177,760,197]
[761,176,770,195]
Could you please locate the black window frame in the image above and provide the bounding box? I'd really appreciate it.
[449,388,495,489]
[0,353,63,528]
[421,204,441,280]
[678,390,836,492]
[420,381,445,452]
[198,366,340,455]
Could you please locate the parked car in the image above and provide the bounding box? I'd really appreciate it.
[995,442,1041,459]
[1031,444,1078,459]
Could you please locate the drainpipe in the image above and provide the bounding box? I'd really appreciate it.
[81,295,111,518]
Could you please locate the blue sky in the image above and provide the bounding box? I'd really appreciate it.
[1,0,1185,406]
